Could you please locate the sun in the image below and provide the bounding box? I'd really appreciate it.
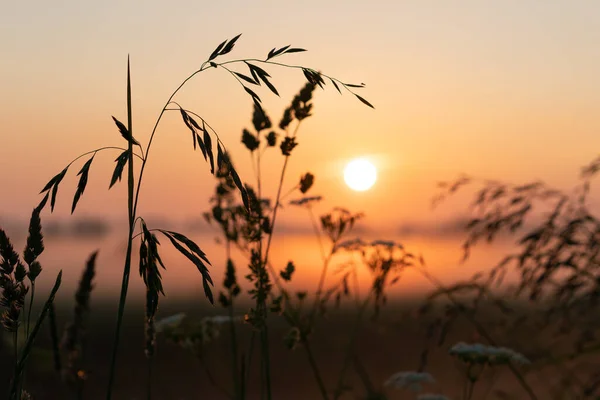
[344,158,377,191]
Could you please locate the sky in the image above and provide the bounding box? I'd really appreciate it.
[2,0,600,233]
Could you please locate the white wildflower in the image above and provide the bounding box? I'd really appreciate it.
[154,313,186,333]
[384,371,435,392]
[449,342,530,365]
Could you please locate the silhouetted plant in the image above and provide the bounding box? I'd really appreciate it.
[36,34,372,398]
[0,207,63,400]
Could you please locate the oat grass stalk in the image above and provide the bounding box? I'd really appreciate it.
[9,270,62,400]
[106,57,136,399]
[61,251,97,399]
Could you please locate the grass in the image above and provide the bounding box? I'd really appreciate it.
[2,33,600,400]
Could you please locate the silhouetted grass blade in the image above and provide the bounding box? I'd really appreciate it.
[9,270,62,400]
[284,48,307,54]
[203,278,214,304]
[71,155,95,214]
[217,142,225,169]
[203,125,215,174]
[157,230,212,279]
[355,94,374,109]
[109,150,129,189]
[36,191,49,212]
[40,167,68,193]
[244,86,261,103]
[48,302,62,373]
[160,230,211,265]
[345,83,365,88]
[246,62,271,79]
[23,207,44,265]
[209,39,227,61]
[261,75,279,96]
[234,72,258,85]
[267,45,290,60]
[41,166,68,212]
[179,109,197,149]
[331,79,342,94]
[229,165,250,211]
[158,231,214,303]
[220,33,242,55]
[112,116,140,146]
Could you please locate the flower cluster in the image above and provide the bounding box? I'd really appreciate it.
[449,342,530,365]
[384,371,435,392]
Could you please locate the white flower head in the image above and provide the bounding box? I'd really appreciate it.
[384,371,435,392]
[418,394,451,400]
[449,342,530,366]
[154,313,186,333]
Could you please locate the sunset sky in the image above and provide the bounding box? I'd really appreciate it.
[3,1,600,233]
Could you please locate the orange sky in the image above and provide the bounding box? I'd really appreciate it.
[2,1,600,232]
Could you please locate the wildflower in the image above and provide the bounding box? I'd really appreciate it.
[154,313,186,333]
[384,371,435,392]
[449,342,530,365]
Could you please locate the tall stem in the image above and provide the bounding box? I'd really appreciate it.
[226,242,241,400]
[106,57,136,399]
[106,60,209,399]
[26,282,35,339]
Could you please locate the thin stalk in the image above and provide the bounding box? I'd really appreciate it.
[106,59,211,399]
[226,242,241,400]
[197,356,232,398]
[13,328,18,379]
[333,294,371,400]
[146,358,152,400]
[259,325,272,400]
[302,338,330,400]
[352,354,377,397]
[48,302,62,373]
[262,121,302,279]
[26,282,35,338]
[106,57,136,400]
[245,331,256,390]
[467,379,476,400]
